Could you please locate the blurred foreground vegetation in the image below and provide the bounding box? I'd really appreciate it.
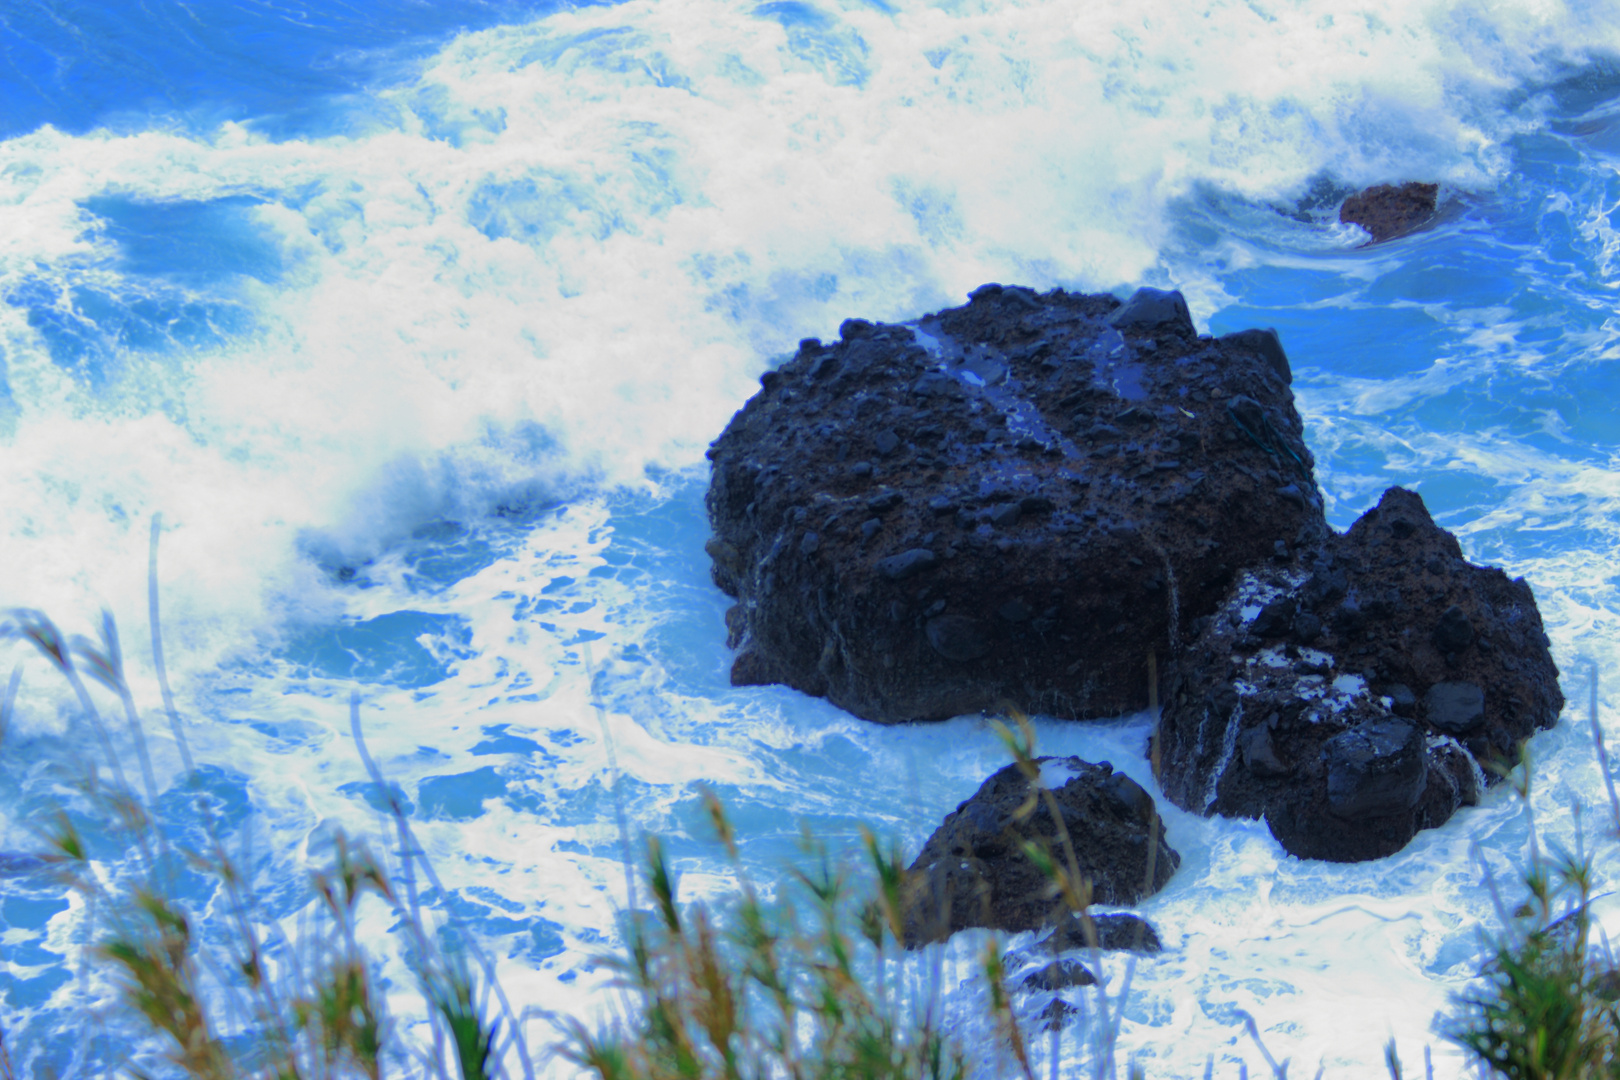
[1,525,1617,1079]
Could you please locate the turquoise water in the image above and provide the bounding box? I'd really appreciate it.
[3,1,1620,1075]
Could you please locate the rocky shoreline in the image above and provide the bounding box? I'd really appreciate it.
[704,270,1562,941]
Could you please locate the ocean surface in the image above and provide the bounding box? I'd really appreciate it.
[3,1,1620,1075]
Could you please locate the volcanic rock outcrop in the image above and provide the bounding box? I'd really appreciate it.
[1156,486,1563,861]
[901,756,1177,946]
[706,283,1564,863]
[706,284,1326,724]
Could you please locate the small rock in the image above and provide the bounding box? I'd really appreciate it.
[913,372,959,398]
[902,759,1177,945]
[1239,724,1290,777]
[1385,683,1417,717]
[1036,911,1163,954]
[961,355,1007,385]
[1426,681,1486,735]
[988,503,1022,528]
[874,429,901,456]
[998,598,1033,623]
[1220,327,1292,384]
[1250,597,1296,638]
[1037,999,1078,1032]
[1305,566,1348,606]
[1105,772,1154,819]
[1292,611,1322,644]
[877,548,936,580]
[1433,604,1475,653]
[1339,182,1439,244]
[1324,719,1427,820]
[1108,287,1194,335]
[1020,960,1096,992]
[868,490,903,513]
[924,614,989,661]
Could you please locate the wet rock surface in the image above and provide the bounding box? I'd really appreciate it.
[1339,182,1440,244]
[1018,958,1097,992]
[706,285,1326,724]
[900,756,1178,945]
[708,283,1564,867]
[1033,910,1163,955]
[1157,487,1564,861]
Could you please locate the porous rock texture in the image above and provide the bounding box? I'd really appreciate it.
[1339,182,1440,244]
[900,756,1178,946]
[706,284,1327,724]
[1157,487,1564,861]
[707,282,1565,866]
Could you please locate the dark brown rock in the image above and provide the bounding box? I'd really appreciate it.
[900,756,1179,946]
[1156,486,1563,861]
[1034,911,1163,954]
[1019,959,1096,992]
[705,285,1326,723]
[1036,998,1079,1031]
[1339,182,1439,244]
[708,284,1565,869]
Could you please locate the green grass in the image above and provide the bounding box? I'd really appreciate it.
[1437,671,1620,1080]
[1,516,1617,1078]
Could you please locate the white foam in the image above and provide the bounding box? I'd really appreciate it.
[1038,757,1079,788]
[1,1,1619,1075]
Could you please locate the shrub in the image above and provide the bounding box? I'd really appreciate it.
[1445,671,1620,1080]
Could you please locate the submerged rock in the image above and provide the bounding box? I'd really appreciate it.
[706,285,1325,723]
[900,756,1179,945]
[1156,487,1563,861]
[1339,182,1439,244]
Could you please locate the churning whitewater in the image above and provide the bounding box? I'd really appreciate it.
[3,0,1620,1075]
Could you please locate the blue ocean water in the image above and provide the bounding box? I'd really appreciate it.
[3,1,1620,1075]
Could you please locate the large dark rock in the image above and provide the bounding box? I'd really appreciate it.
[708,283,1565,867]
[1156,487,1564,861]
[706,285,1327,723]
[1339,182,1439,244]
[900,756,1179,946]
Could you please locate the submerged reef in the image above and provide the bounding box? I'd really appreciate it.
[705,284,1562,867]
